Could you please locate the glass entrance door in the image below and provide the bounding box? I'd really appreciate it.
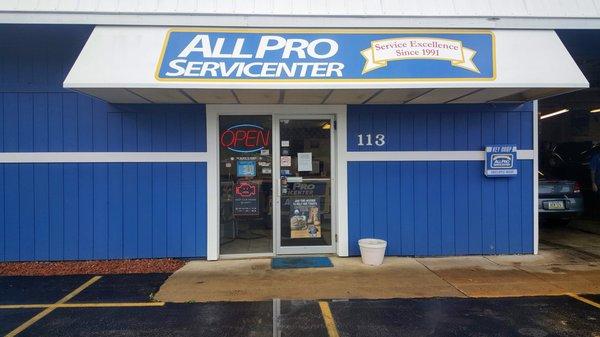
[218,115,273,255]
[274,116,335,254]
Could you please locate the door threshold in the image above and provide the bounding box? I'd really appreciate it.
[274,253,337,257]
[219,252,338,260]
[219,252,275,260]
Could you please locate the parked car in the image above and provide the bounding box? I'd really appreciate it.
[539,173,583,223]
[540,142,590,184]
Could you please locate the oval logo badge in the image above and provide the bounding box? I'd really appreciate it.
[491,154,513,168]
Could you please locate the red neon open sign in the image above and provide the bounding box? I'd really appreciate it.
[220,124,271,153]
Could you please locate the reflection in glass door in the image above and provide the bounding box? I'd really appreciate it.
[275,117,335,254]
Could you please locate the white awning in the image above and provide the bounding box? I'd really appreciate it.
[64,26,588,104]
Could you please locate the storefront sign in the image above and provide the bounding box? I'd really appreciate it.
[156,29,495,81]
[485,145,518,177]
[220,124,271,153]
[290,198,321,239]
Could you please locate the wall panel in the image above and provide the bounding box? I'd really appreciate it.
[1,93,206,153]
[347,104,534,256]
[348,160,534,256]
[0,25,208,261]
[347,104,534,151]
[1,162,207,261]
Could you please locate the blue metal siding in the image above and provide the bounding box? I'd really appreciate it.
[1,105,208,261]
[0,92,206,261]
[348,160,534,256]
[1,94,206,153]
[0,95,208,262]
[347,104,534,151]
[1,162,207,261]
[0,25,89,93]
[0,25,208,261]
[347,104,534,256]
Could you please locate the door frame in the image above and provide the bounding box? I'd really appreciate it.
[273,114,336,255]
[206,105,348,260]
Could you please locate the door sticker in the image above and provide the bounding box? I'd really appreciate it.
[237,160,256,177]
[281,156,292,167]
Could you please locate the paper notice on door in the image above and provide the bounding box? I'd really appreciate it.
[298,152,313,172]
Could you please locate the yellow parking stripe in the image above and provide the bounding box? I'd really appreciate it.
[0,304,49,309]
[319,301,340,337]
[0,302,166,309]
[6,275,102,337]
[567,293,600,309]
[59,302,166,308]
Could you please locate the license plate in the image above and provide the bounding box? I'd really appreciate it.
[547,201,565,210]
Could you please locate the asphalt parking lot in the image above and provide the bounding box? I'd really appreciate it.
[1,274,600,337]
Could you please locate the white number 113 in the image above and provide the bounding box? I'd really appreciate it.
[357,134,385,146]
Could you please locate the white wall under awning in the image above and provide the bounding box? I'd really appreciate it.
[64,27,588,104]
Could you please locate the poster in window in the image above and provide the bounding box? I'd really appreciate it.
[233,181,259,216]
[237,160,256,177]
[290,198,321,238]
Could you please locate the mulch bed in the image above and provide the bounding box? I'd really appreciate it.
[0,259,186,276]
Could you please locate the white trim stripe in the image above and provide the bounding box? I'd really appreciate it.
[0,150,534,163]
[533,100,540,255]
[0,152,208,163]
[346,150,534,161]
[206,109,219,261]
[518,150,535,160]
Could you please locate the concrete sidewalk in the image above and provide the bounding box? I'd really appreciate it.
[155,246,600,302]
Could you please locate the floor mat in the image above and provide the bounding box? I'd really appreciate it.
[271,257,333,269]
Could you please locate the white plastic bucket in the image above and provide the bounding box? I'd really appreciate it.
[358,238,387,266]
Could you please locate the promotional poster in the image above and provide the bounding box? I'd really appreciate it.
[290,198,321,239]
